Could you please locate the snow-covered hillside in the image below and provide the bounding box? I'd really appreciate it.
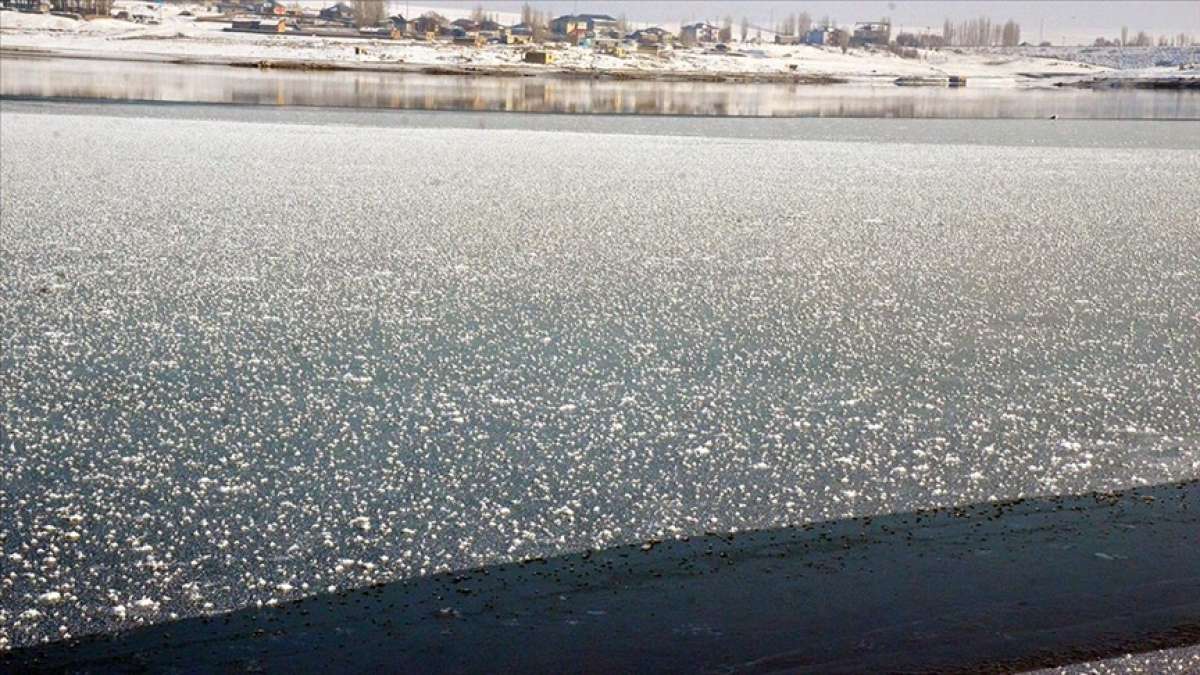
[3,6,1194,85]
[980,45,1199,70]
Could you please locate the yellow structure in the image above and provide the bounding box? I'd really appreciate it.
[524,51,557,65]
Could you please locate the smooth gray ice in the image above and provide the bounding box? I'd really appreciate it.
[1,103,1198,648]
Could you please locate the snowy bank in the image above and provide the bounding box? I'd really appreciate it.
[0,7,1133,86]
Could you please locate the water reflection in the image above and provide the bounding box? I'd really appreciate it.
[2,55,1197,118]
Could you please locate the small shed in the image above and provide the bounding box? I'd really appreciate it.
[523,50,556,65]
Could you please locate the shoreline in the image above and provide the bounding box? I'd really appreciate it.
[6,46,1198,91]
[7,479,1199,672]
[1057,75,1200,90]
[1,45,858,84]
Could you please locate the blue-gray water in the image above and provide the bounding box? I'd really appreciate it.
[1,102,1198,648]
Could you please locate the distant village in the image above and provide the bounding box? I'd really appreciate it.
[3,0,1195,55]
[0,0,986,60]
[196,1,899,56]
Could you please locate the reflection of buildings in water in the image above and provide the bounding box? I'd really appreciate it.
[0,57,1194,119]
[521,81,547,112]
[633,89,659,115]
[605,89,623,114]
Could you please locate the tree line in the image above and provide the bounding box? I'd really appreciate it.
[773,12,814,37]
[941,17,1021,47]
[1094,28,1195,47]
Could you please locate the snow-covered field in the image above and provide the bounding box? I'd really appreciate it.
[0,6,1159,85]
[982,44,1199,70]
[978,44,1200,84]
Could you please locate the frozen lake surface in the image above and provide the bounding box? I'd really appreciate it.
[1,102,1198,648]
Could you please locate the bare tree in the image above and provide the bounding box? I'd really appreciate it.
[836,27,850,53]
[740,16,749,42]
[797,12,812,35]
[719,16,733,43]
[943,16,1022,47]
[421,10,448,25]
[1001,19,1020,47]
[351,0,386,27]
[531,9,550,42]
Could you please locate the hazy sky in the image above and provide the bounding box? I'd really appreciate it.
[407,1,1200,45]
